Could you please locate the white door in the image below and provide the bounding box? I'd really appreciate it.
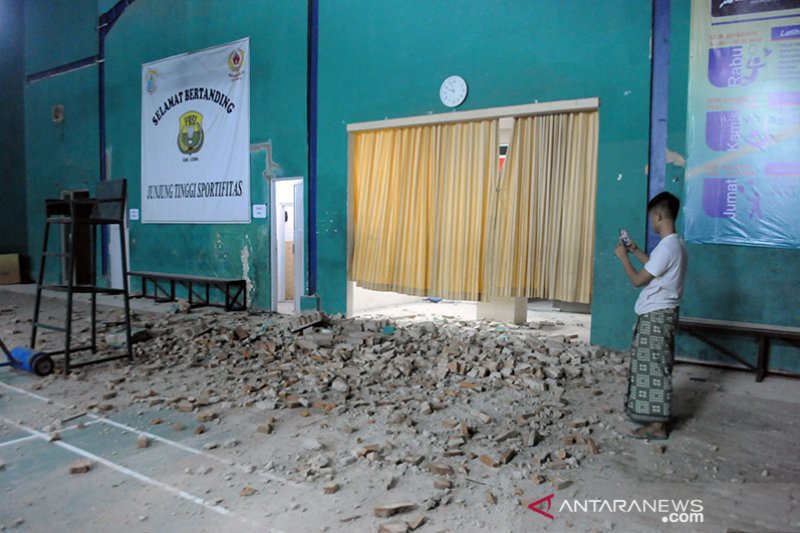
[293,181,304,312]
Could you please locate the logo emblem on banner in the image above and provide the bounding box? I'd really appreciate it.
[228,48,245,79]
[145,69,157,93]
[178,111,204,154]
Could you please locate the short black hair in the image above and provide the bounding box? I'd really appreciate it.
[647,191,680,220]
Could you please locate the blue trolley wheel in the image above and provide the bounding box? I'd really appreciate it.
[33,354,54,376]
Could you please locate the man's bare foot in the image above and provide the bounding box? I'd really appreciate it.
[629,422,668,440]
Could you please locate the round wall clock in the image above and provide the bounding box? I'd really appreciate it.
[440,75,468,108]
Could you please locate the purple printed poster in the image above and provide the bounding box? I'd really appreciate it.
[684,0,800,248]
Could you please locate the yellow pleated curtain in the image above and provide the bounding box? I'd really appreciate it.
[486,111,598,304]
[351,120,497,300]
[350,110,598,304]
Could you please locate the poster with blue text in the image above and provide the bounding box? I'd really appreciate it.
[684,0,800,248]
[141,38,250,223]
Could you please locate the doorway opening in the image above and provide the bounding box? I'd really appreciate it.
[346,98,599,324]
[271,177,304,314]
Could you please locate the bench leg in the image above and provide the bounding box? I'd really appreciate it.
[225,283,246,311]
[756,336,770,382]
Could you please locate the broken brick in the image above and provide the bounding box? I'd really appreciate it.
[479,454,499,468]
[373,501,417,518]
[500,449,517,465]
[378,522,409,533]
[196,411,218,423]
[433,478,452,490]
[586,438,599,455]
[427,462,454,476]
[408,515,426,531]
[69,459,92,474]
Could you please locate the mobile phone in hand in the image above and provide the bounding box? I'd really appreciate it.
[619,228,631,247]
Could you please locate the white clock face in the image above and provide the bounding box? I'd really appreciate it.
[440,75,468,108]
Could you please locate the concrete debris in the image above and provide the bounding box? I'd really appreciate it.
[586,438,599,455]
[29,305,623,521]
[378,521,409,533]
[69,459,92,474]
[374,502,417,518]
[427,462,453,476]
[551,477,573,490]
[105,327,150,348]
[433,478,452,490]
[479,454,500,468]
[408,515,426,530]
[196,411,218,423]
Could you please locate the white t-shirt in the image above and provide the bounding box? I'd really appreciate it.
[634,233,688,315]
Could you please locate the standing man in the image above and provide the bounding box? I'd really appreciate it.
[615,192,688,440]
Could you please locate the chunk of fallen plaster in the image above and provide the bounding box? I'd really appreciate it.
[69,459,92,474]
[479,454,499,468]
[378,521,409,533]
[427,462,453,476]
[374,501,416,518]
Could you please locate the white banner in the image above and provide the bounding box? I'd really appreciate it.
[141,38,250,223]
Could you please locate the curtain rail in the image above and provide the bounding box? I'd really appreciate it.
[346,97,599,133]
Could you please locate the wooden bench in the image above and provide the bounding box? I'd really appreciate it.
[677,317,800,382]
[129,271,246,312]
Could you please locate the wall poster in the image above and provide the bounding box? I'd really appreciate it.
[141,38,250,223]
[684,0,800,247]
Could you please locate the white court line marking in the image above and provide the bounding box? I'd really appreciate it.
[0,434,38,447]
[0,415,239,520]
[0,380,298,486]
[0,419,102,448]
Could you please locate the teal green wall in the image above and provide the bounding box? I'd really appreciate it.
[668,1,800,372]
[22,0,307,305]
[18,1,798,370]
[104,0,307,308]
[23,0,99,283]
[0,0,27,258]
[317,1,654,348]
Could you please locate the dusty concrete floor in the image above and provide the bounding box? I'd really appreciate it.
[0,285,798,533]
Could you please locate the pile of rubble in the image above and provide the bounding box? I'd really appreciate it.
[31,305,631,530]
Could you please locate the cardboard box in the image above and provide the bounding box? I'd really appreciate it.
[0,254,21,285]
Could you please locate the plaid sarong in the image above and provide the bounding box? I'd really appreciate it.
[625,307,679,424]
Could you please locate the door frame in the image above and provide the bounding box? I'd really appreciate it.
[344,98,600,317]
[270,176,304,313]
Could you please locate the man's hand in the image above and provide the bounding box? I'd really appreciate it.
[615,235,654,287]
[614,240,628,260]
[624,236,650,264]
